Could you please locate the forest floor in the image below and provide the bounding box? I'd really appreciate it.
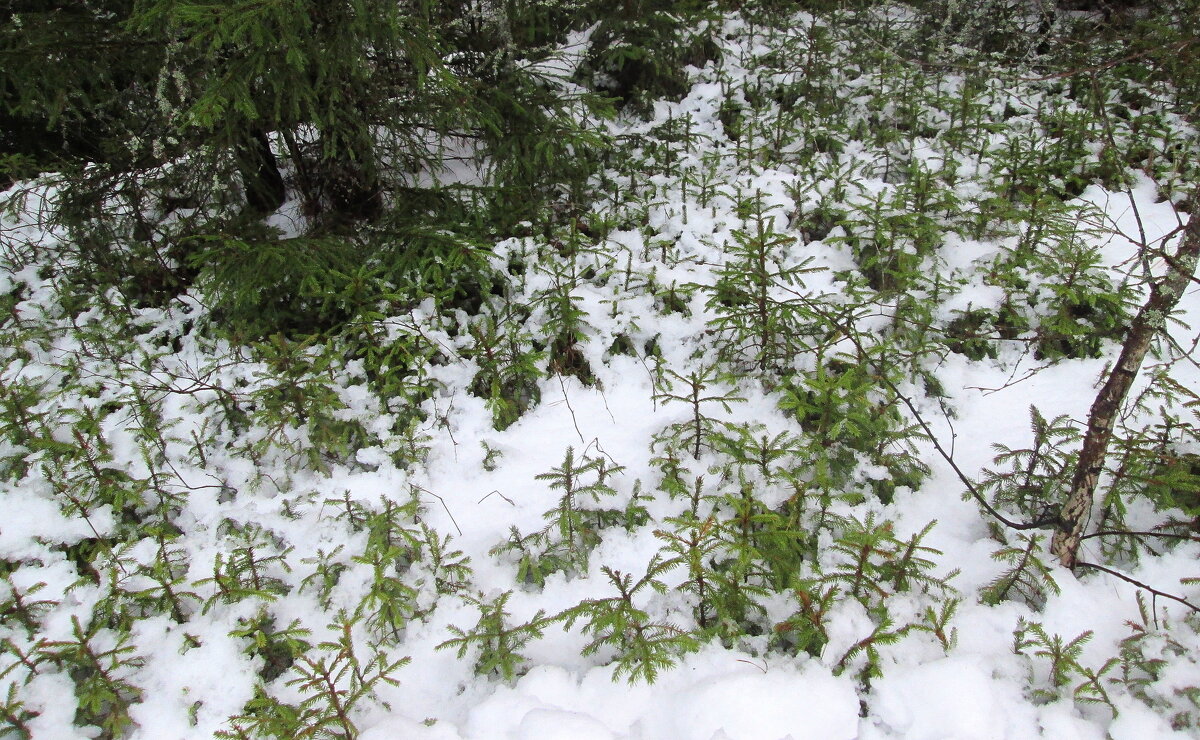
[3,7,1200,739]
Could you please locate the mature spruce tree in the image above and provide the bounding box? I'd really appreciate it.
[0,1,161,183]
[1,2,625,333]
[1,1,749,336]
[129,0,467,227]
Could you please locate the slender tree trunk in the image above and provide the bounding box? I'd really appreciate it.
[1052,195,1200,569]
[236,128,286,216]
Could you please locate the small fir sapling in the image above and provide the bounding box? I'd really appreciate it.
[437,591,550,682]
[556,557,699,684]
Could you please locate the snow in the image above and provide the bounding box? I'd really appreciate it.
[453,652,858,740]
[870,655,1032,739]
[3,5,1200,740]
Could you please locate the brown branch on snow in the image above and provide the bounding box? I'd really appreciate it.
[1082,529,1200,544]
[1075,561,1200,613]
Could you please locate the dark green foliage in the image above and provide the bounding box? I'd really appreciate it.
[1111,593,1200,724]
[419,522,474,596]
[0,578,58,637]
[818,514,953,609]
[1143,448,1200,517]
[37,616,144,740]
[833,187,941,294]
[537,446,622,549]
[1014,619,1118,709]
[347,498,427,643]
[131,0,444,224]
[3,0,621,340]
[913,598,960,654]
[556,557,699,683]
[299,546,349,611]
[1098,402,1200,561]
[979,406,1078,523]
[982,533,1060,609]
[465,314,544,430]
[652,365,746,460]
[0,1,160,174]
[490,447,627,585]
[491,525,577,589]
[655,512,725,631]
[703,191,827,374]
[219,613,408,739]
[244,336,370,471]
[652,482,773,639]
[582,1,721,114]
[230,611,313,683]
[190,235,385,338]
[777,352,929,504]
[833,605,912,683]
[774,581,840,658]
[438,591,550,682]
[197,525,293,613]
[127,534,200,624]
[945,308,999,361]
[0,682,36,740]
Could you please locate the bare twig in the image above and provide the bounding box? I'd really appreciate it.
[415,485,462,537]
[477,489,515,506]
[1081,529,1200,543]
[1076,561,1200,613]
[555,374,587,445]
[736,658,768,673]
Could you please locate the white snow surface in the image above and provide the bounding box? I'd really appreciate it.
[3,8,1200,740]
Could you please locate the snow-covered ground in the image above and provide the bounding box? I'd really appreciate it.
[3,7,1200,739]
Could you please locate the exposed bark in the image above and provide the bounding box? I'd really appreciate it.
[1052,196,1200,569]
[235,129,286,217]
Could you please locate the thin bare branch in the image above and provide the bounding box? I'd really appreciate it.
[1076,561,1200,613]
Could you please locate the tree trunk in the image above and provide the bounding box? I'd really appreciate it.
[236,128,286,216]
[1052,195,1200,569]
